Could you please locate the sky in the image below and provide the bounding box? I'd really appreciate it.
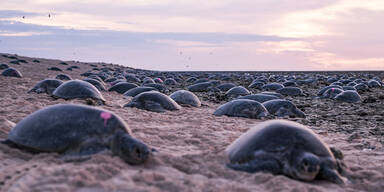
[0,0,383,71]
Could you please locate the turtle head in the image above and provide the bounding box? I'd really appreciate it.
[111,133,150,165]
[293,152,320,181]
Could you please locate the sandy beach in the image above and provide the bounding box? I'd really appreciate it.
[0,53,384,192]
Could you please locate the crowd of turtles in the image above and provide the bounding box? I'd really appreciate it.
[1,53,384,185]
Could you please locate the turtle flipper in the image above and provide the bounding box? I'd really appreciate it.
[60,138,108,162]
[319,167,347,184]
[227,158,282,174]
[144,101,166,112]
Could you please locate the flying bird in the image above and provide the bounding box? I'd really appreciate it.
[22,16,25,19]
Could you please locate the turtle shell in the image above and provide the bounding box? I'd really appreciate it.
[169,90,201,107]
[214,99,268,119]
[1,67,22,78]
[334,90,361,103]
[108,82,138,94]
[124,91,181,112]
[28,79,63,94]
[226,119,333,163]
[123,86,156,97]
[7,104,130,152]
[52,79,105,101]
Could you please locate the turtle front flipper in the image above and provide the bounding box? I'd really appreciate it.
[227,158,282,174]
[319,167,347,184]
[144,101,166,112]
[60,138,108,162]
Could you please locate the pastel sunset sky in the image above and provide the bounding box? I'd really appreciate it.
[0,0,383,71]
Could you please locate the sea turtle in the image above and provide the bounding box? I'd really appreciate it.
[164,78,177,85]
[217,83,236,92]
[282,81,298,87]
[322,88,343,99]
[123,86,156,97]
[28,79,63,94]
[154,78,163,84]
[260,92,284,99]
[169,90,201,107]
[108,82,139,94]
[125,74,141,83]
[142,83,168,92]
[1,104,150,164]
[262,99,306,118]
[354,83,369,92]
[53,79,105,102]
[226,119,346,184]
[334,90,361,103]
[262,83,284,91]
[248,81,265,89]
[47,67,62,71]
[1,67,22,78]
[237,94,280,103]
[317,85,343,96]
[187,82,213,92]
[225,86,251,98]
[124,91,181,112]
[142,77,155,84]
[368,80,381,88]
[83,78,107,91]
[213,99,268,119]
[88,75,105,83]
[0,63,9,70]
[276,87,304,96]
[342,86,356,91]
[56,74,72,81]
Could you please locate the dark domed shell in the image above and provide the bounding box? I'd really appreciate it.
[164,78,177,85]
[262,99,305,118]
[216,83,236,92]
[260,92,284,98]
[237,94,279,103]
[368,80,381,88]
[108,82,138,94]
[1,67,22,78]
[354,83,369,92]
[7,104,130,152]
[53,79,105,101]
[334,90,361,103]
[83,78,107,91]
[124,91,181,112]
[28,79,63,94]
[213,99,268,119]
[276,87,304,96]
[55,74,72,81]
[226,119,332,164]
[187,82,213,92]
[225,86,251,98]
[170,90,201,107]
[322,88,343,99]
[317,85,343,96]
[48,67,62,71]
[262,83,284,91]
[142,83,167,92]
[248,81,264,89]
[123,86,156,97]
[0,63,9,70]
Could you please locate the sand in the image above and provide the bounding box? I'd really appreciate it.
[0,53,384,192]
